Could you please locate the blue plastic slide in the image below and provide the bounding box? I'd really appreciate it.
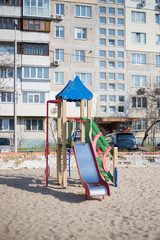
[73,143,110,199]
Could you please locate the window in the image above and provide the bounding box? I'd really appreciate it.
[76,73,92,86]
[23,19,50,32]
[75,5,92,18]
[109,0,115,3]
[56,3,64,16]
[117,30,124,37]
[0,0,21,6]
[55,26,64,38]
[155,14,160,24]
[118,61,124,69]
[156,76,160,87]
[99,72,106,80]
[131,11,146,23]
[118,95,125,102]
[156,55,160,66]
[118,106,124,113]
[23,67,49,79]
[118,18,124,25]
[0,68,13,78]
[118,8,124,15]
[100,38,106,46]
[100,106,107,113]
[118,83,124,91]
[100,7,106,14]
[118,40,124,47]
[99,0,106,2]
[109,106,116,113]
[109,18,115,25]
[109,95,116,102]
[100,17,106,24]
[132,53,146,65]
[131,75,147,87]
[99,50,106,58]
[109,83,115,90]
[109,51,115,58]
[100,83,106,90]
[22,43,49,55]
[156,35,160,45]
[108,29,115,36]
[22,92,45,103]
[117,51,124,58]
[109,73,115,80]
[131,32,146,44]
[132,119,147,131]
[23,0,49,18]
[55,49,64,61]
[75,28,87,40]
[109,61,115,68]
[109,39,115,46]
[0,118,14,131]
[25,118,43,131]
[100,95,106,102]
[99,60,106,68]
[55,72,64,84]
[157,98,160,109]
[108,8,115,15]
[0,18,20,30]
[75,50,85,62]
[117,0,124,4]
[118,73,124,81]
[99,28,106,36]
[0,92,13,103]
[132,97,147,108]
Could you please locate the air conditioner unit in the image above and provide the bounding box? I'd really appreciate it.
[54,60,59,66]
[51,107,57,114]
[141,0,146,7]
[140,88,146,93]
[50,15,56,20]
[56,15,63,20]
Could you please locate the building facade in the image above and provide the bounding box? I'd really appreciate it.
[0,0,160,149]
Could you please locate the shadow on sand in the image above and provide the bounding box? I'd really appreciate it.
[0,173,104,203]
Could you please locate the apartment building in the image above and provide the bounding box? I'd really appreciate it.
[1,0,160,148]
[0,0,50,148]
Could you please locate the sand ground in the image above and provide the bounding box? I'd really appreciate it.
[0,167,160,240]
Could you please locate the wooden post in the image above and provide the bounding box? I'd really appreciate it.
[113,147,118,187]
[106,156,110,171]
[87,100,92,140]
[80,99,85,143]
[57,100,62,185]
[62,100,67,188]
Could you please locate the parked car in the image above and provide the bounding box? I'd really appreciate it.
[105,133,138,150]
[155,143,160,150]
[0,138,12,153]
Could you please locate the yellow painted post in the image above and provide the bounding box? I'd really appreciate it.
[87,100,92,140]
[113,147,118,186]
[80,99,85,143]
[62,100,67,188]
[57,100,62,185]
[106,156,110,171]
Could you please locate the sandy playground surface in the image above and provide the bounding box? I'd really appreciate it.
[0,166,160,240]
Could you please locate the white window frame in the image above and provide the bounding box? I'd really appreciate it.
[55,26,64,38]
[132,97,147,109]
[55,72,64,84]
[100,83,106,90]
[132,119,147,131]
[75,27,87,40]
[131,32,146,44]
[131,53,146,65]
[76,73,92,86]
[55,3,64,16]
[75,50,85,62]
[131,11,146,23]
[55,49,64,61]
[0,118,14,131]
[100,105,107,113]
[0,92,14,103]
[131,75,147,87]
[25,118,44,131]
[23,67,49,80]
[75,5,92,18]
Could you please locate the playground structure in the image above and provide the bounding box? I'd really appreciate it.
[45,76,118,199]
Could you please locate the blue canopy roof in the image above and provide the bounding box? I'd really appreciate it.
[56,76,93,101]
